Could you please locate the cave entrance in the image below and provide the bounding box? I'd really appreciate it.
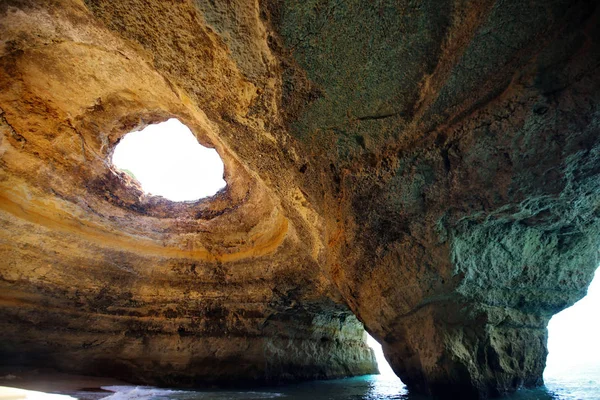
[366,333,397,377]
[111,119,226,201]
[545,267,600,385]
[365,333,406,398]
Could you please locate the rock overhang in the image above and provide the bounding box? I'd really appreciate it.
[1,0,600,398]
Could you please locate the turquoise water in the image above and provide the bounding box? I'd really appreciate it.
[70,366,599,400]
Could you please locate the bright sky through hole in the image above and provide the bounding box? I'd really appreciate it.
[111,119,226,202]
[545,267,600,376]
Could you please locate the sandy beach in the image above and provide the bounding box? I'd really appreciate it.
[0,368,126,400]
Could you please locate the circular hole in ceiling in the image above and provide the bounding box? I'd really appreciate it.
[111,118,226,202]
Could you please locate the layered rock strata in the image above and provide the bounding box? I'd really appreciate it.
[1,0,599,398]
[0,0,376,385]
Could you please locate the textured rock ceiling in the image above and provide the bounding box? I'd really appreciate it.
[1,0,599,398]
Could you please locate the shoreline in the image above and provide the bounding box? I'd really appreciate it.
[0,368,127,400]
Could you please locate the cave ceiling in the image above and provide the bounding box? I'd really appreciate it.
[1,1,599,398]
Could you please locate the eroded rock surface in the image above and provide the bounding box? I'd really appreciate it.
[0,0,375,386]
[1,0,599,398]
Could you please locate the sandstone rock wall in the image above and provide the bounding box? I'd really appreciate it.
[0,0,375,386]
[1,0,599,398]
[267,1,600,397]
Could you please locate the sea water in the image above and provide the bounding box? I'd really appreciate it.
[65,365,599,400]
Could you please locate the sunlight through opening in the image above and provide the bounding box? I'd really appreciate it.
[111,119,226,202]
[366,333,398,378]
[545,267,600,378]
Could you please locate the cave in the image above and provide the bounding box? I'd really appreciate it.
[1,1,599,399]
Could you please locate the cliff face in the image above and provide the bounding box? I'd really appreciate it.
[0,0,376,385]
[1,0,599,398]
